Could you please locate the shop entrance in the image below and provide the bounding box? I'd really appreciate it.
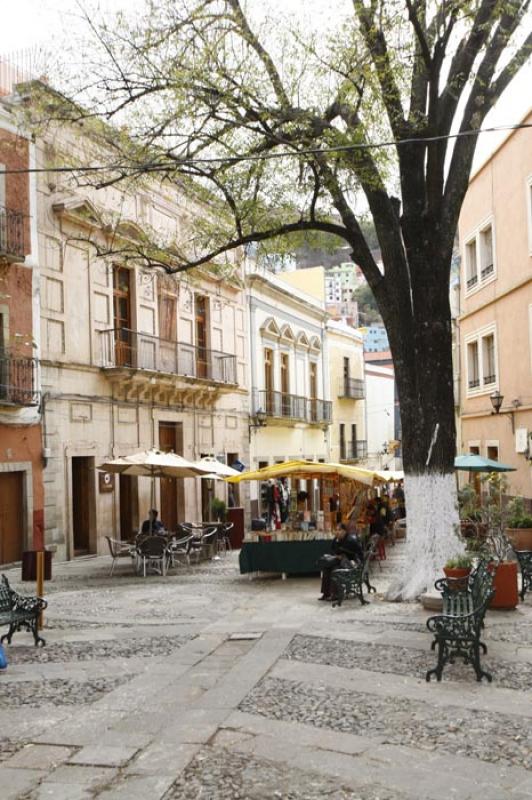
[0,471,24,564]
[71,456,95,556]
[120,474,138,540]
[159,422,185,530]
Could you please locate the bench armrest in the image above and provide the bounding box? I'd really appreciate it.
[12,591,48,614]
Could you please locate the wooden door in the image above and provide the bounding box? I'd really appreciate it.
[113,266,132,366]
[309,362,318,421]
[120,475,138,541]
[343,356,350,394]
[194,295,208,378]
[72,457,92,555]
[0,471,24,564]
[159,422,185,530]
[281,352,290,416]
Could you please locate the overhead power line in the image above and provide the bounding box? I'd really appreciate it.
[1,122,531,176]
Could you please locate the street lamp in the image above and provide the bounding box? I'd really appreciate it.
[490,390,504,415]
[249,408,267,435]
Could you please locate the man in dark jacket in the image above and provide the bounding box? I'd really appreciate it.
[319,524,364,600]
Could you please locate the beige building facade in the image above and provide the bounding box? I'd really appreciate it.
[36,125,249,559]
[458,111,532,498]
[326,321,366,465]
[246,265,331,518]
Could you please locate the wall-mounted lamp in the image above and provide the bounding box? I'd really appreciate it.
[249,408,267,435]
[490,390,503,414]
[490,390,520,432]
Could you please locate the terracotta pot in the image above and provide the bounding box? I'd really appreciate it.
[443,566,471,591]
[489,561,519,609]
[506,528,532,552]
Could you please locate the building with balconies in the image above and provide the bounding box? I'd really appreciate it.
[34,116,249,559]
[0,98,44,566]
[327,320,367,466]
[458,109,532,498]
[246,264,331,518]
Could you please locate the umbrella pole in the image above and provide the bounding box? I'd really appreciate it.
[150,475,155,534]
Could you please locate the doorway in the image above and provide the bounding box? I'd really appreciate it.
[0,471,24,564]
[159,421,185,530]
[71,456,95,556]
[120,475,138,540]
[194,295,208,378]
[113,265,132,366]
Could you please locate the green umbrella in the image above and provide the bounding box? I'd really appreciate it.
[454,454,516,472]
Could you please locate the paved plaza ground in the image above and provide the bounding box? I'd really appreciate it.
[1,542,531,799]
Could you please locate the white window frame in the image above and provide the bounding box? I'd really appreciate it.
[463,215,497,296]
[464,323,499,397]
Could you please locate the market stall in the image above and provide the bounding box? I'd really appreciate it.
[226,460,383,577]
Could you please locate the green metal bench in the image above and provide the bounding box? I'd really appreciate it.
[0,574,47,647]
[513,550,532,601]
[426,561,494,682]
[330,537,378,607]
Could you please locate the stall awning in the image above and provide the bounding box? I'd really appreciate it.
[225,460,383,487]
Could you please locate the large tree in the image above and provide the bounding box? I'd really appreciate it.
[35,0,531,597]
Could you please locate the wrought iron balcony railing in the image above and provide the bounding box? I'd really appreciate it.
[338,377,365,399]
[0,205,25,259]
[0,351,39,406]
[340,440,368,461]
[253,389,332,425]
[98,328,237,385]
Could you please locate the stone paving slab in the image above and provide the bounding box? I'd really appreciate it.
[4,744,74,770]
[0,766,46,799]
[68,744,139,768]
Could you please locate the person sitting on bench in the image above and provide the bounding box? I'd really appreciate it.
[319,523,364,601]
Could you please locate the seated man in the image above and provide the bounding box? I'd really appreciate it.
[319,523,364,601]
[140,508,166,535]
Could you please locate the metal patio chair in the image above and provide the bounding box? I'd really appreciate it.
[136,535,168,577]
[105,536,135,577]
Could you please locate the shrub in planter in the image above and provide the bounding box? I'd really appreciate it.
[443,553,473,591]
[505,496,532,551]
[211,498,227,522]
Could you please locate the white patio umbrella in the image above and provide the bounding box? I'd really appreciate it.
[97,449,213,530]
[194,456,242,479]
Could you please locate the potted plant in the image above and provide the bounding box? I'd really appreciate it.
[211,497,227,522]
[443,553,473,591]
[505,496,532,551]
[476,474,519,609]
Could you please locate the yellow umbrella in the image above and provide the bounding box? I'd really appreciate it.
[225,459,382,486]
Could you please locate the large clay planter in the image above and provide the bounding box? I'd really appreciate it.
[489,561,519,609]
[506,528,532,551]
[443,566,471,592]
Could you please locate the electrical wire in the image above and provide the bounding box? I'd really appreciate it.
[1,122,531,176]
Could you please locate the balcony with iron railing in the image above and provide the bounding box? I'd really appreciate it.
[0,350,39,406]
[98,328,237,386]
[338,377,365,399]
[0,205,25,260]
[339,440,368,462]
[252,389,332,425]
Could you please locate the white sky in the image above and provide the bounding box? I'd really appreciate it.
[1,0,530,169]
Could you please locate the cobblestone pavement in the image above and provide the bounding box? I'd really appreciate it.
[285,633,532,689]
[239,675,532,769]
[0,546,531,800]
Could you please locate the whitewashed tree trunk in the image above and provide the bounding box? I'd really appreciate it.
[387,472,463,600]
